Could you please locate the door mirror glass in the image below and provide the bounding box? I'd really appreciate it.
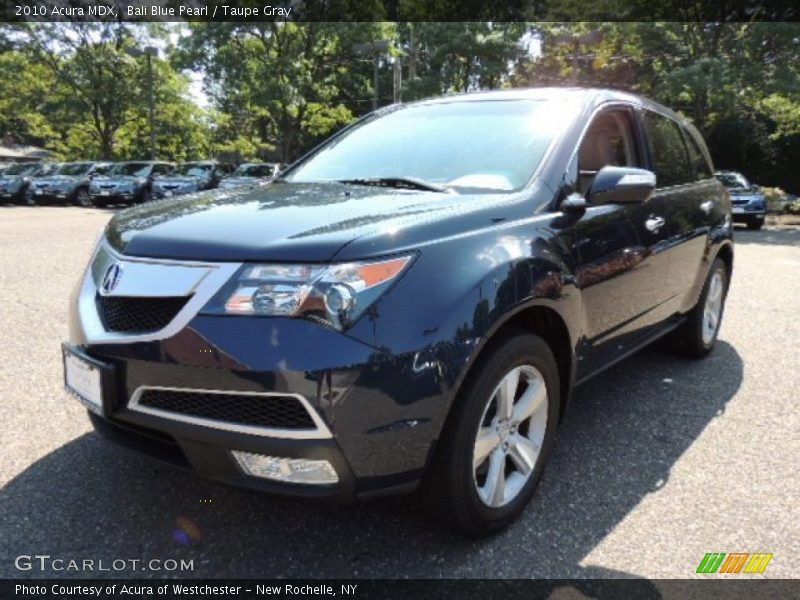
[588,166,656,205]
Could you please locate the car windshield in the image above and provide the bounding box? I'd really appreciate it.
[39,164,60,175]
[286,98,576,192]
[57,163,93,176]
[716,172,750,189]
[174,164,212,177]
[233,164,275,177]
[110,162,151,177]
[4,163,38,176]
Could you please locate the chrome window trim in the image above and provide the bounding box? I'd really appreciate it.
[128,386,333,440]
[77,240,241,345]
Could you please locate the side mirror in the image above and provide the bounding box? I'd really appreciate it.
[588,166,656,205]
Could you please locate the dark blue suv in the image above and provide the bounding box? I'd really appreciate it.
[63,89,733,535]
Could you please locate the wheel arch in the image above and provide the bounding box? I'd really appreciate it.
[447,300,577,426]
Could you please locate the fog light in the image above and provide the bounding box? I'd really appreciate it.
[231,451,339,485]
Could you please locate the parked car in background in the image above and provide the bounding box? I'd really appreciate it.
[0,162,46,203]
[715,170,766,230]
[64,88,733,536]
[218,162,281,190]
[152,160,234,199]
[0,162,16,175]
[89,161,174,206]
[26,161,112,206]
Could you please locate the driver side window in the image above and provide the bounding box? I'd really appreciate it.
[578,109,638,196]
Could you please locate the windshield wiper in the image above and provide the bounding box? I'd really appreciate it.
[336,177,453,193]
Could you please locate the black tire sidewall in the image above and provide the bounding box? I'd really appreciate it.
[76,188,92,207]
[436,331,560,534]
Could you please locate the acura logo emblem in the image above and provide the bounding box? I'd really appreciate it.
[101,263,123,295]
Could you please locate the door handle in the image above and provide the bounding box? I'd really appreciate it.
[645,215,666,233]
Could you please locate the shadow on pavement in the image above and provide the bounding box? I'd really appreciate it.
[734,226,800,247]
[1,342,743,587]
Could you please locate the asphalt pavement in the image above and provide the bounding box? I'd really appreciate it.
[1,206,798,580]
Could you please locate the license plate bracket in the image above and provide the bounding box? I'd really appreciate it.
[62,344,116,416]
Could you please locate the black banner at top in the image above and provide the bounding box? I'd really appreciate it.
[2,0,800,23]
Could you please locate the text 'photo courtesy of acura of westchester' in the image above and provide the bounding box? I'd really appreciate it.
[63,88,732,536]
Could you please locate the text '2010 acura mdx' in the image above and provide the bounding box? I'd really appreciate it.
[63,88,733,536]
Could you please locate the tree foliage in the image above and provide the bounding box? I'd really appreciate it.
[1,21,799,191]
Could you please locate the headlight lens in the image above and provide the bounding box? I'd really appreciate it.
[202,255,414,329]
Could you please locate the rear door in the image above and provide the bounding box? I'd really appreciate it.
[639,109,711,314]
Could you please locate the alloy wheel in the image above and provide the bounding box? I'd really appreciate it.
[473,364,548,508]
[77,189,92,207]
[702,268,725,345]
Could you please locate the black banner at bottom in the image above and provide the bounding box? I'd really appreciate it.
[3,579,798,600]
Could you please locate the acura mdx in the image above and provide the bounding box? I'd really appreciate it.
[63,88,733,535]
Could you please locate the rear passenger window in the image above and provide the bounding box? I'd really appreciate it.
[642,111,692,187]
[683,133,713,180]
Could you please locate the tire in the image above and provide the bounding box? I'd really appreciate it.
[746,217,764,230]
[76,187,92,207]
[423,329,560,537]
[667,257,728,358]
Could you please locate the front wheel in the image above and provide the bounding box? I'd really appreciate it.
[423,330,560,537]
[76,188,92,207]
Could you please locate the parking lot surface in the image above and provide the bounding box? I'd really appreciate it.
[1,206,798,580]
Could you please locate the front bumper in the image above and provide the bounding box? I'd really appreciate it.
[31,189,74,202]
[153,188,196,199]
[64,243,443,501]
[91,189,138,202]
[731,205,766,222]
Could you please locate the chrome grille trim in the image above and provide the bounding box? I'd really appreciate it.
[77,240,241,344]
[128,386,333,440]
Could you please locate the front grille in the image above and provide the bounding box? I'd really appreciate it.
[135,389,316,430]
[96,295,189,333]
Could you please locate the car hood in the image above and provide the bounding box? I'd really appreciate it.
[728,190,764,202]
[221,176,264,186]
[32,175,82,185]
[106,181,538,262]
[95,175,142,184]
[154,176,207,185]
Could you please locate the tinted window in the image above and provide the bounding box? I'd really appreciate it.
[110,162,151,177]
[57,162,93,176]
[175,163,212,177]
[684,132,712,180]
[715,172,750,189]
[642,111,692,187]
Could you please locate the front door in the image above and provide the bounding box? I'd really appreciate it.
[568,107,673,379]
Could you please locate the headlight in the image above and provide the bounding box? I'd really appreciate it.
[202,255,414,330]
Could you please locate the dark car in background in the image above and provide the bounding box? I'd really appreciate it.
[64,88,733,536]
[218,162,281,190]
[0,162,46,203]
[715,170,766,230]
[26,161,112,206]
[89,161,174,206]
[152,160,233,199]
